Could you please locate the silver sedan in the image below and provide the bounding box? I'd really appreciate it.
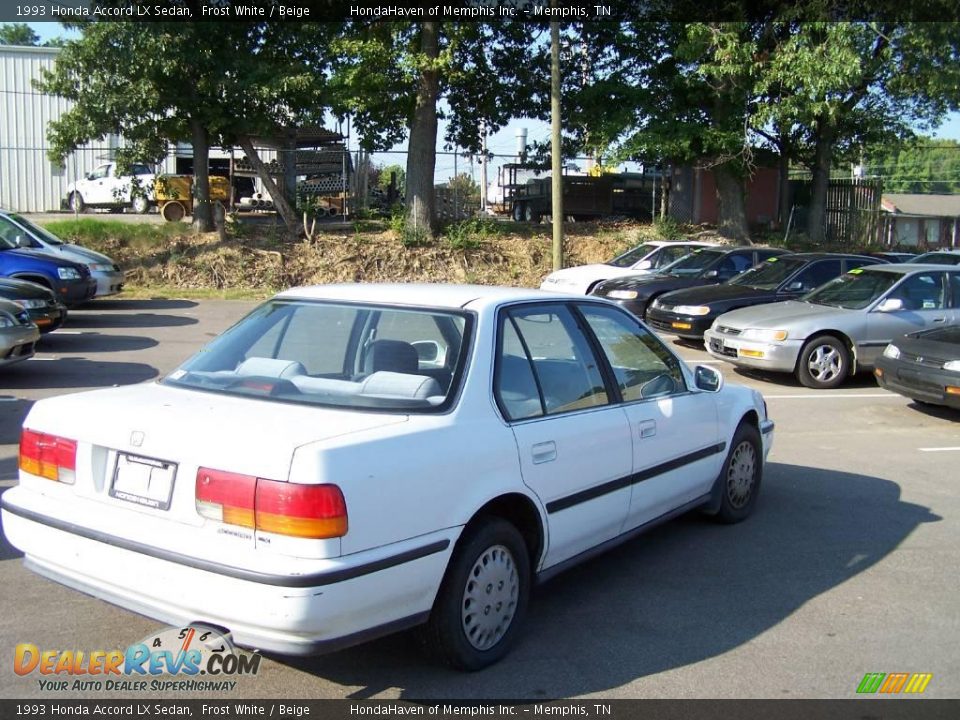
[704,264,960,389]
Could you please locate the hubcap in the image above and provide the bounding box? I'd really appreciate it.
[461,544,519,651]
[726,440,757,509]
[807,344,842,383]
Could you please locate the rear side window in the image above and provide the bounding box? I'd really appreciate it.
[888,273,946,311]
[950,274,960,308]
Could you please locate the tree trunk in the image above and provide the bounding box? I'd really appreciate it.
[807,120,834,244]
[191,120,213,233]
[714,163,751,244]
[404,22,440,240]
[238,136,300,237]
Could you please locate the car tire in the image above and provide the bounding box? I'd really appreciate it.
[797,335,849,389]
[713,422,763,524]
[425,518,530,671]
[523,204,539,223]
[512,203,524,222]
[69,193,86,213]
[131,195,150,214]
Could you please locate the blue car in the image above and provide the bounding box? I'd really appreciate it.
[0,235,96,306]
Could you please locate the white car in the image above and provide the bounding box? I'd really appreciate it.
[540,240,717,295]
[66,162,155,214]
[0,210,124,297]
[2,284,773,670]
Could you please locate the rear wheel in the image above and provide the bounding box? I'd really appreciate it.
[797,335,849,389]
[68,192,85,213]
[523,204,539,223]
[425,518,530,671]
[512,203,524,222]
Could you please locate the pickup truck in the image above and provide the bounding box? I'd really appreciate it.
[66,162,156,214]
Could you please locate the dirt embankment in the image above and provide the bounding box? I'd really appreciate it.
[56,220,666,295]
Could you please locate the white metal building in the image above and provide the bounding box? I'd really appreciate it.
[0,44,288,213]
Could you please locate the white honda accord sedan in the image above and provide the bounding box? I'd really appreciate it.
[2,284,773,670]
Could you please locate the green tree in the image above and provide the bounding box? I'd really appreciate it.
[37,21,332,234]
[0,23,39,46]
[865,138,960,194]
[329,22,541,240]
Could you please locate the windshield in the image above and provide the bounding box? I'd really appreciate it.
[10,214,65,246]
[663,249,724,277]
[730,256,807,290]
[802,270,902,309]
[607,244,658,268]
[163,300,471,412]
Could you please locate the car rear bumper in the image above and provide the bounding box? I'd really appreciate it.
[703,329,801,372]
[2,489,454,655]
[875,358,960,409]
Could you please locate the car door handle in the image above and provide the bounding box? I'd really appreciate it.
[638,419,657,439]
[932,317,947,323]
[531,441,557,465]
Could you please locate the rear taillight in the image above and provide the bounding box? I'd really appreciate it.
[195,468,347,539]
[20,429,77,484]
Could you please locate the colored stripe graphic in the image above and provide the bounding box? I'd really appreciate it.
[857,672,932,694]
[904,674,933,694]
[857,673,886,694]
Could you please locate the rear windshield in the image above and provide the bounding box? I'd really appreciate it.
[607,244,658,268]
[163,300,472,412]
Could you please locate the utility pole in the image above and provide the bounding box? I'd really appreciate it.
[550,19,563,271]
[479,122,488,213]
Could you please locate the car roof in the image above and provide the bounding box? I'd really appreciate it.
[784,252,882,260]
[859,263,960,274]
[276,283,576,310]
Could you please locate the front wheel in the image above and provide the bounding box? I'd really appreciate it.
[69,192,85,213]
[797,335,849,389]
[713,422,762,524]
[425,518,530,671]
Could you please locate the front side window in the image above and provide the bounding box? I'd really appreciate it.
[165,300,470,412]
[607,243,658,268]
[886,272,945,311]
[578,304,686,401]
[791,260,843,292]
[90,165,110,180]
[495,305,609,419]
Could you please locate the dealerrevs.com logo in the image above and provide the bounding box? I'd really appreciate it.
[14,624,260,693]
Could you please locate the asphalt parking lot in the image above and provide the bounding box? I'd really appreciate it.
[0,298,958,700]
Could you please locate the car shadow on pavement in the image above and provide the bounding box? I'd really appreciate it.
[275,462,939,699]
[76,299,198,311]
[62,312,199,330]
[0,488,25,562]
[38,333,159,354]
[0,359,158,389]
[903,401,959,421]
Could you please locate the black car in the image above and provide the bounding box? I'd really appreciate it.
[0,278,68,333]
[875,325,960,409]
[645,253,885,340]
[590,246,790,319]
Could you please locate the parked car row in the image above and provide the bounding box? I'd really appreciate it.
[542,240,960,406]
[0,209,124,367]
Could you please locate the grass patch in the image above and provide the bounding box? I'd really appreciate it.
[40,218,189,256]
[120,284,272,301]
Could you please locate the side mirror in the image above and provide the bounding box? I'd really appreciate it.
[786,281,804,292]
[876,297,904,313]
[14,235,30,248]
[694,365,723,393]
[636,259,652,270]
[85,173,95,180]
[704,270,719,279]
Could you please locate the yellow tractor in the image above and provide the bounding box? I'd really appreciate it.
[155,175,231,222]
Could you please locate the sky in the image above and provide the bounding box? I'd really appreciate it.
[26,21,960,190]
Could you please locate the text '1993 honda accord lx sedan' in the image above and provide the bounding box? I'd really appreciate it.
[2,284,774,670]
